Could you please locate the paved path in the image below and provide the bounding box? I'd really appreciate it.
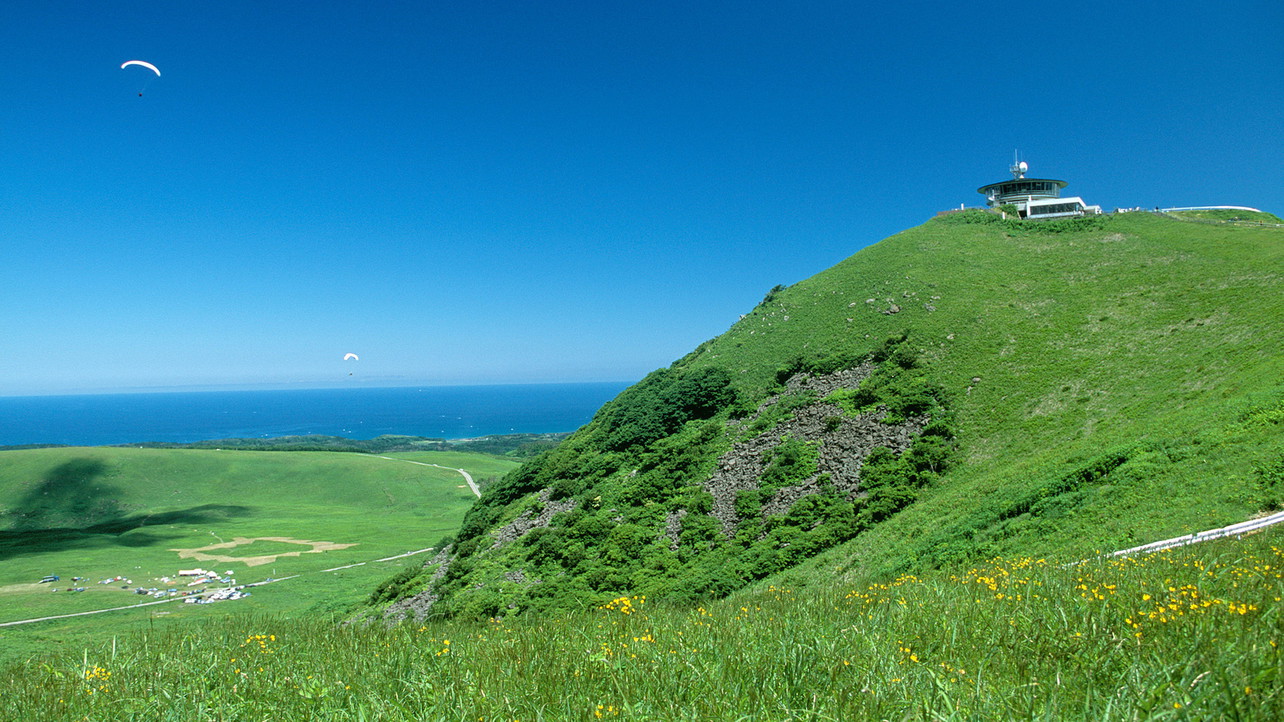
[374,456,480,497]
[1102,509,1284,559]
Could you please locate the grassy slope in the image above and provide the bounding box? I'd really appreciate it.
[0,447,511,665]
[420,211,1284,615]
[707,212,1284,583]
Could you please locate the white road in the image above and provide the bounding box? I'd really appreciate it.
[374,456,480,498]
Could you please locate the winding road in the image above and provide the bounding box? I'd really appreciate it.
[374,455,480,497]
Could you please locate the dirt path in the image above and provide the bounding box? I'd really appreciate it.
[374,455,480,498]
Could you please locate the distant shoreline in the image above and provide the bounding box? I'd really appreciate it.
[0,382,627,448]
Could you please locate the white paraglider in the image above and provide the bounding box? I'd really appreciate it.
[343,353,359,361]
[120,60,161,76]
[121,60,160,96]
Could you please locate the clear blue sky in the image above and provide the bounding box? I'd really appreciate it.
[2,1,1280,396]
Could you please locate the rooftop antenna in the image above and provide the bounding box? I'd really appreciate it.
[1010,150,1028,179]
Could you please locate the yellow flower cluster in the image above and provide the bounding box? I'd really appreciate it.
[593,703,620,718]
[83,665,111,694]
[599,595,644,615]
[843,574,923,613]
[896,641,919,665]
[950,558,1045,603]
[1074,546,1282,638]
[242,634,277,655]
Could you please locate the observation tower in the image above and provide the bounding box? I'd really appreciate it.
[977,159,1100,219]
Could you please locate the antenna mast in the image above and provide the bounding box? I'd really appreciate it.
[1010,150,1028,179]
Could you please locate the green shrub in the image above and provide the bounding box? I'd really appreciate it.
[1255,450,1284,510]
[367,566,426,605]
[600,367,737,451]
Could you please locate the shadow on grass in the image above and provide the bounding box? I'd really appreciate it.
[0,504,253,561]
[1,457,252,560]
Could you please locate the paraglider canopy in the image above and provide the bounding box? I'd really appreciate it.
[343,353,359,361]
[120,60,161,77]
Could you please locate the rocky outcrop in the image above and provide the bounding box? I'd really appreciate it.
[737,362,875,426]
[491,488,579,549]
[705,365,927,538]
[381,545,454,624]
[664,509,688,549]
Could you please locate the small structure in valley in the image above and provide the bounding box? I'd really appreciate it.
[977,159,1101,219]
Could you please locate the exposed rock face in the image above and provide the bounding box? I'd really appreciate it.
[706,427,779,537]
[705,365,927,538]
[503,568,538,584]
[381,545,454,624]
[664,509,688,550]
[491,488,579,550]
[746,362,875,417]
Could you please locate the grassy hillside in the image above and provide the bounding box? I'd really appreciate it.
[0,447,513,664]
[369,210,1284,620]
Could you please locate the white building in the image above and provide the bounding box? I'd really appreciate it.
[977,160,1101,219]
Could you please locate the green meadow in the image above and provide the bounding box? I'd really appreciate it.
[0,447,513,665]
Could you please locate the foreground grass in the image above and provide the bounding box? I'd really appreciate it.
[7,528,1282,720]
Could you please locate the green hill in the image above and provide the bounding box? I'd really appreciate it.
[363,211,1284,621]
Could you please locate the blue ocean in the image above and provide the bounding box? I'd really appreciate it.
[0,382,630,447]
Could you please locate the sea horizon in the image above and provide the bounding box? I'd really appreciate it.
[0,381,631,448]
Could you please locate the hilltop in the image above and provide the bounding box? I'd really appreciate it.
[361,210,1284,621]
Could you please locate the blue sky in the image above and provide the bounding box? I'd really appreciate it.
[2,1,1280,396]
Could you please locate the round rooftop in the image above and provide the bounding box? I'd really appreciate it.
[976,178,1068,195]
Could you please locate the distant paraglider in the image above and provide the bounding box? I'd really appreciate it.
[343,353,359,361]
[121,60,160,96]
[120,60,161,76]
